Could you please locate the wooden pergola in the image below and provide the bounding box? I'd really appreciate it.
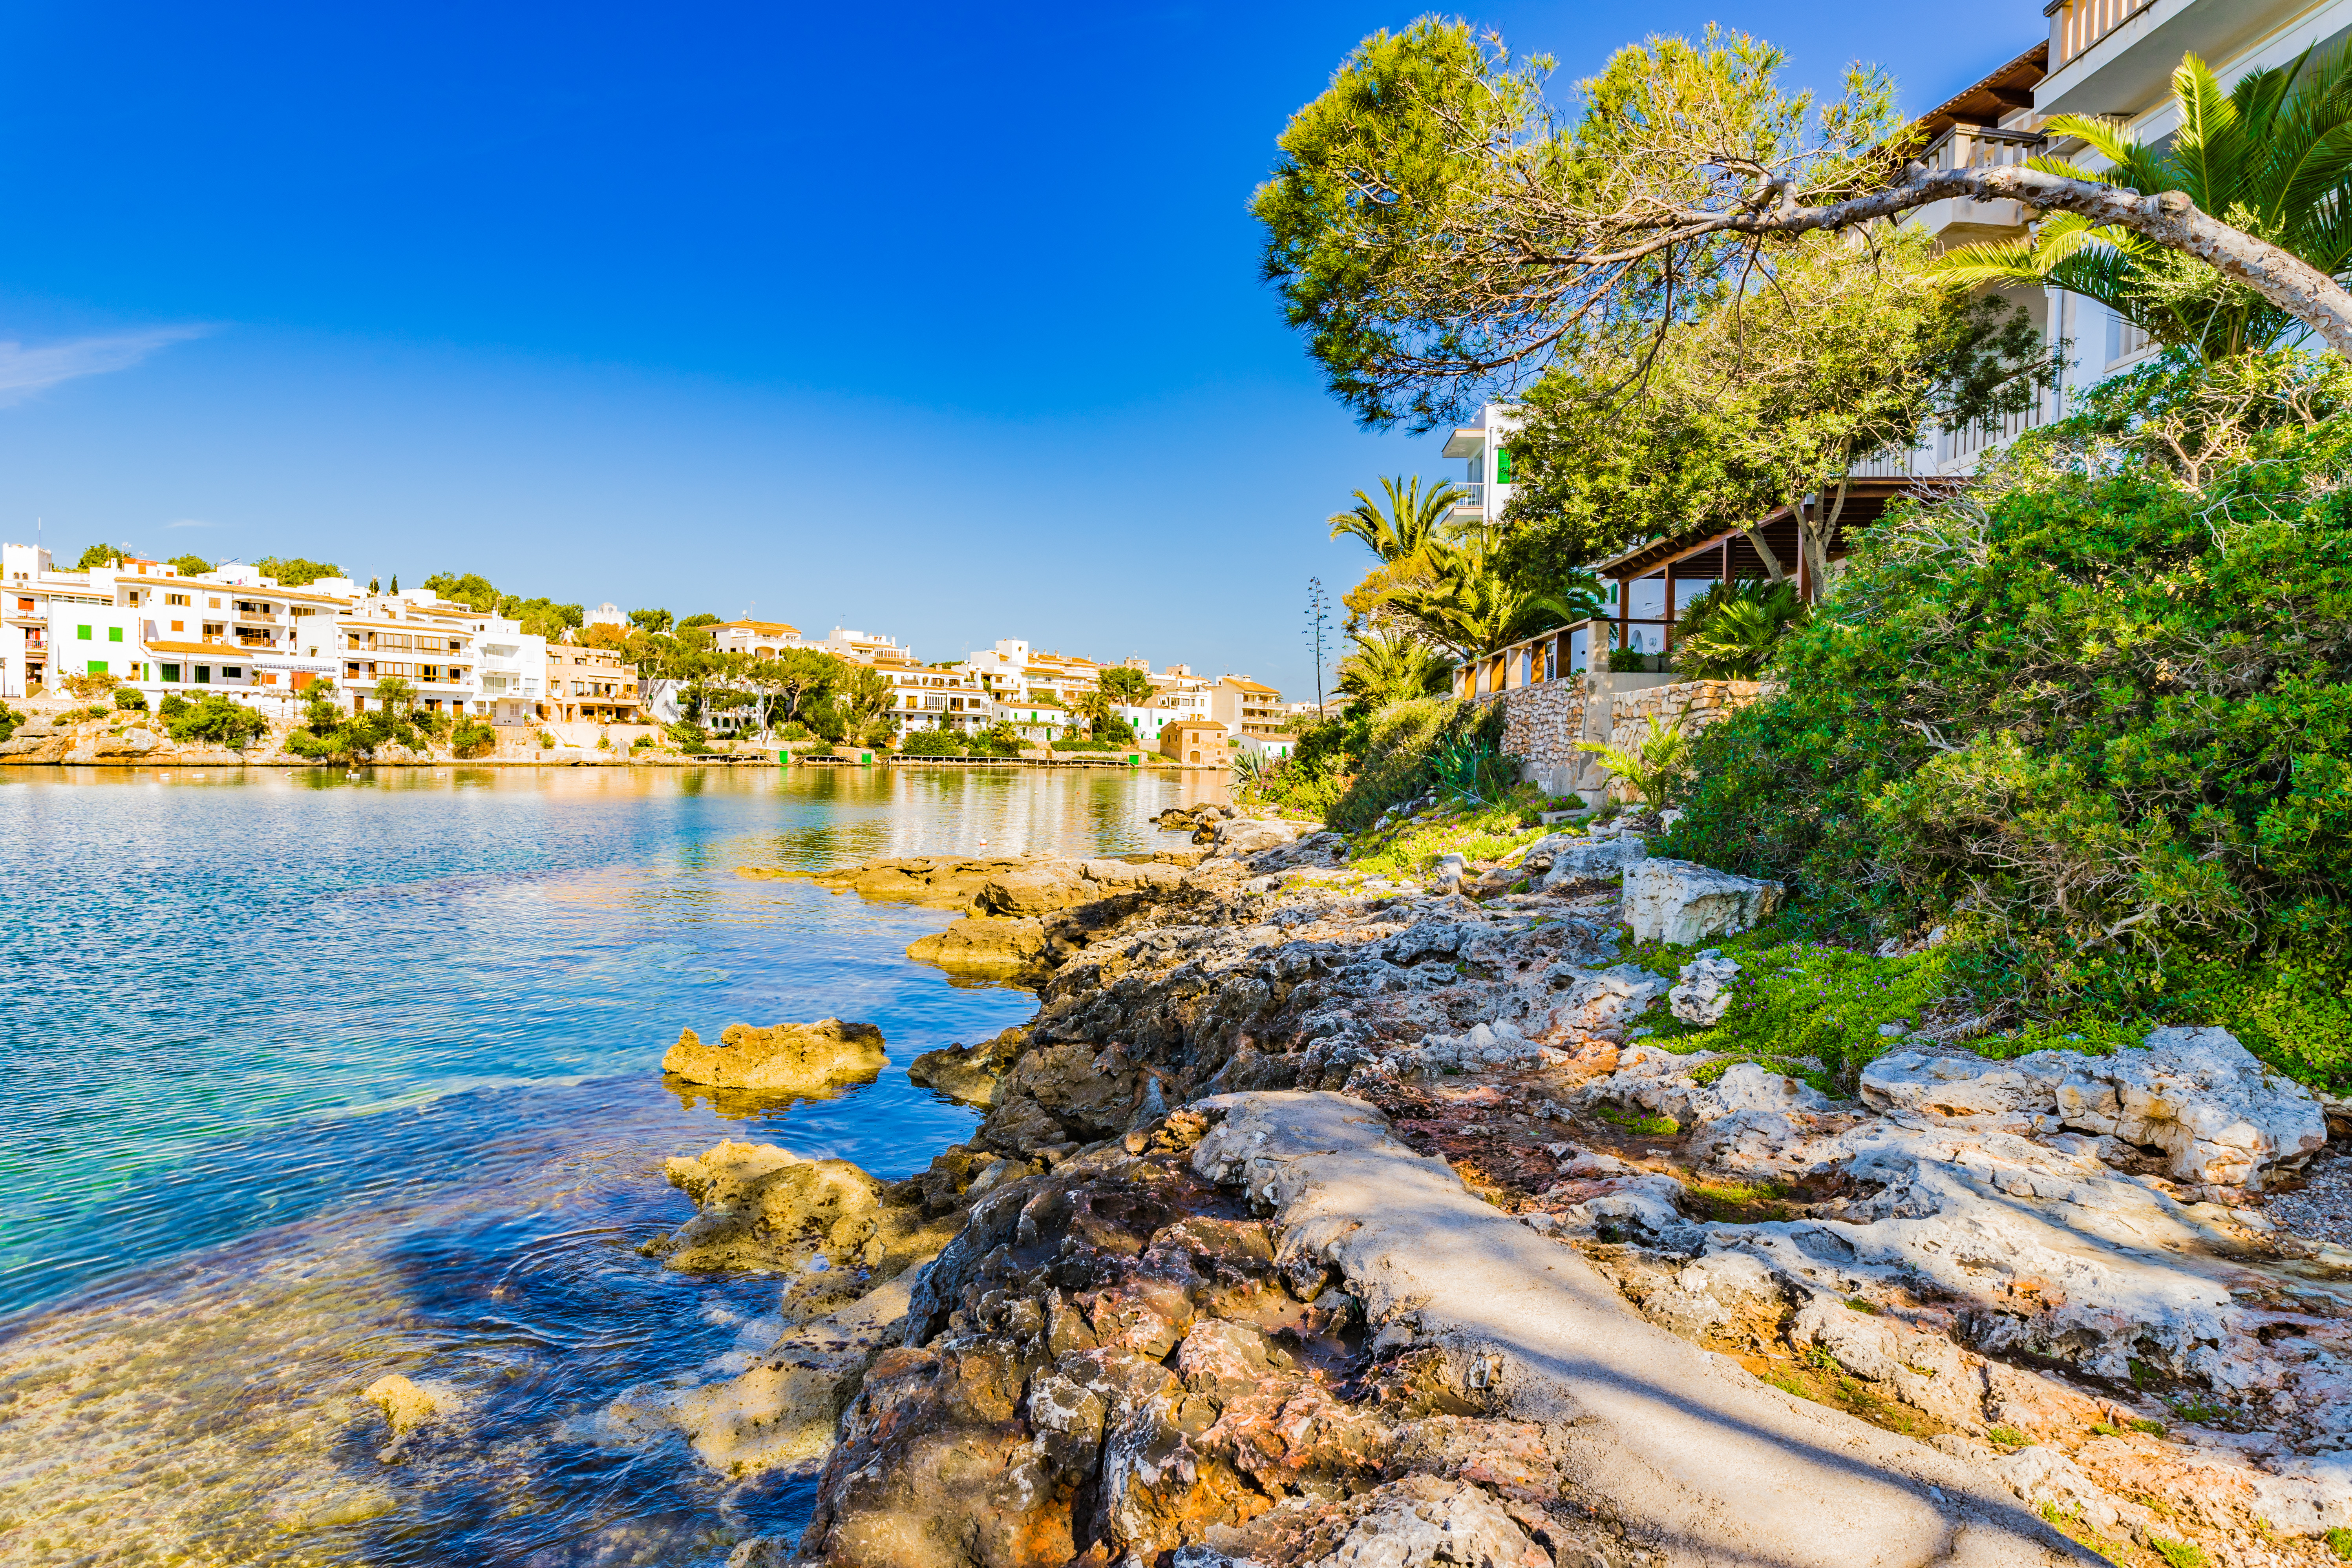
[1589,476,1967,659]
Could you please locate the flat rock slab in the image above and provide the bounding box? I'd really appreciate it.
[1192,1091,2098,1568]
[661,1019,887,1095]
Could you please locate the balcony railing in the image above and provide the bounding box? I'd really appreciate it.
[2052,0,2152,67]
[1447,482,1486,514]
[1941,375,2050,464]
[1919,124,2042,175]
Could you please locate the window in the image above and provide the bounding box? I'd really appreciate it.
[108,627,123,642]
[167,593,189,606]
[207,597,221,609]
[171,620,185,632]
[222,666,241,678]
[161,663,180,682]
[87,660,108,675]
[77,624,91,640]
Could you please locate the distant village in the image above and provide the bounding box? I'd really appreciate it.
[0,544,1318,766]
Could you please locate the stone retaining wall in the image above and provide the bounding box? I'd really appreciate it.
[1492,675,1775,803]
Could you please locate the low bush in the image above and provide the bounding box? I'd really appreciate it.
[1661,351,2352,1082]
[113,687,148,712]
[451,717,496,758]
[900,728,967,757]
[164,695,268,749]
[159,694,191,720]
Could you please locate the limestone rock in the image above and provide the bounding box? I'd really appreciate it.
[907,1026,1028,1108]
[362,1374,448,1440]
[799,854,1036,908]
[648,1141,960,1284]
[1669,950,1741,1026]
[1714,1061,1831,1116]
[905,914,1048,977]
[1861,1028,2325,1188]
[1214,818,1301,856]
[670,1275,916,1477]
[1540,832,1646,889]
[1545,964,1668,1038]
[1620,858,1784,944]
[660,1019,888,1096]
[1305,1476,1542,1568]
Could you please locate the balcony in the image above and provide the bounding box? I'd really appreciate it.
[2051,0,2151,68]
[236,610,278,624]
[1910,126,2044,245]
[1446,482,1487,520]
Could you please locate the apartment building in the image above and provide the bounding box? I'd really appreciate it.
[1438,403,1519,539]
[545,643,640,724]
[815,626,919,669]
[709,619,803,657]
[468,615,549,725]
[1209,675,1286,743]
[0,546,344,706]
[333,594,482,713]
[886,664,985,734]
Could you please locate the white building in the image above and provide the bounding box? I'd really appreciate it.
[585,602,627,630]
[1438,403,1519,538]
[468,614,548,725]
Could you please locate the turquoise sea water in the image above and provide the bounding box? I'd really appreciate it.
[0,763,1210,1566]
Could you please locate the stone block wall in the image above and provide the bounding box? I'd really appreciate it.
[1492,675,1775,803]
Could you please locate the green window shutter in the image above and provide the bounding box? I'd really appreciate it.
[1495,447,1513,484]
[78,624,92,639]
[88,660,107,675]
[108,627,123,642]
[161,664,180,682]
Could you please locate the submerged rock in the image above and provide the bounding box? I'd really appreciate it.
[907,1025,1027,1107]
[647,1141,961,1292]
[670,1274,918,1477]
[660,1019,888,1095]
[362,1374,448,1441]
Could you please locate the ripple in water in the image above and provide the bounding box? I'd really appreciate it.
[0,763,1220,1564]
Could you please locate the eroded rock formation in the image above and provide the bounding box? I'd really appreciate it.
[661,1019,889,1096]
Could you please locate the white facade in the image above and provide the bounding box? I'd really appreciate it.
[585,601,627,629]
[1438,405,1520,535]
[469,615,549,725]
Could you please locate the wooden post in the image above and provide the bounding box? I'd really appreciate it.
[1616,576,1629,657]
[1663,568,1677,657]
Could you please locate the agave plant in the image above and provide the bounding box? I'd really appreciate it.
[1938,47,2352,360]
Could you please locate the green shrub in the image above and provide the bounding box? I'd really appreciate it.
[112,687,148,712]
[1607,647,1650,672]
[451,717,496,758]
[901,728,967,757]
[0,702,19,743]
[538,730,559,751]
[1325,697,1502,831]
[164,695,269,749]
[1661,352,2352,1069]
[1672,579,1806,679]
[663,719,706,754]
[159,694,191,720]
[777,720,812,741]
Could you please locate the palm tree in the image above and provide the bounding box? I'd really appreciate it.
[1366,538,1605,661]
[1327,476,1464,562]
[1336,626,1452,706]
[1938,47,2352,359]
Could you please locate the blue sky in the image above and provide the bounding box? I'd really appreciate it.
[0,1,2039,696]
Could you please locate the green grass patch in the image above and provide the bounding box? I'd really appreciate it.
[1985,1426,2027,1449]
[2323,1525,2352,1561]
[2151,1537,2208,1568]
[1345,800,1555,881]
[1593,1105,1679,1137]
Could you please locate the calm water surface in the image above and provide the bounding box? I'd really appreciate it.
[0,763,1217,1566]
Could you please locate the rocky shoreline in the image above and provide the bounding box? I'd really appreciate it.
[517,808,2350,1566]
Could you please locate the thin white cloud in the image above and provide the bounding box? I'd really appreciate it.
[0,327,209,405]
